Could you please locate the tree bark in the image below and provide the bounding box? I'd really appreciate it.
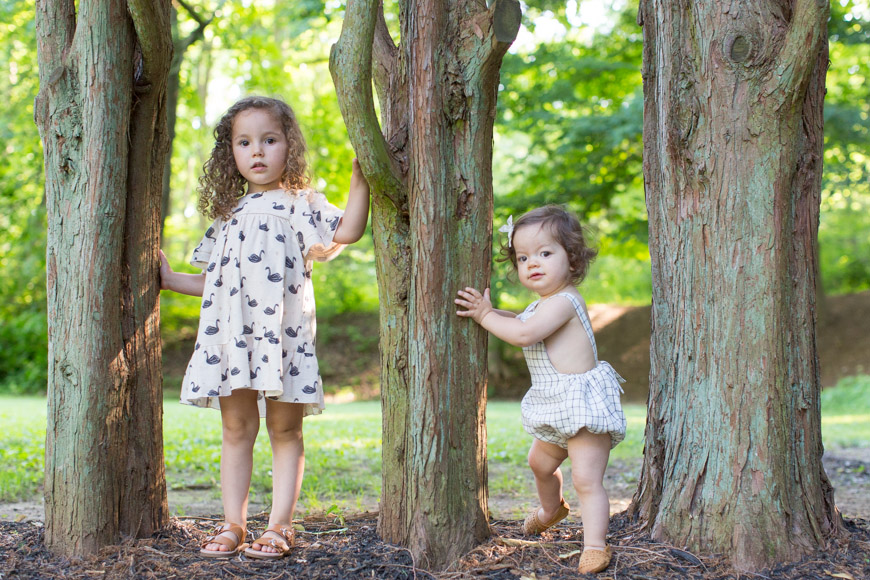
[630,0,843,570]
[330,0,520,569]
[35,0,172,556]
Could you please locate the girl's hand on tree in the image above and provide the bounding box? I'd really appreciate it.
[159,250,173,291]
[350,158,369,191]
[455,287,493,324]
[333,158,371,244]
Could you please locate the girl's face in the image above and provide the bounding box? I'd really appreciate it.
[231,108,289,193]
[513,224,573,299]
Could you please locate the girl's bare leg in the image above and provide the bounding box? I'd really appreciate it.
[249,400,305,553]
[207,389,261,552]
[566,430,611,548]
[528,438,569,522]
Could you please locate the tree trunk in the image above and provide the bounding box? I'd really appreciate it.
[630,0,844,570]
[35,0,172,556]
[330,0,520,569]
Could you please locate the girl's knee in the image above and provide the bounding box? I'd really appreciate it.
[265,402,304,443]
[222,416,260,445]
[266,416,303,444]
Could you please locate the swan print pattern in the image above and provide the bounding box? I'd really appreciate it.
[180,189,344,417]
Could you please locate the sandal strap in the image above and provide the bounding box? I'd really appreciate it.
[202,522,246,550]
[251,524,294,551]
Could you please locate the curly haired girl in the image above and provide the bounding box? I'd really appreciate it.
[160,96,370,560]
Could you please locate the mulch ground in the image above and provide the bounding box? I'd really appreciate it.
[2,512,868,580]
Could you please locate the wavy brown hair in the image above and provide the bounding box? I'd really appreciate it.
[197,96,311,220]
[500,205,598,285]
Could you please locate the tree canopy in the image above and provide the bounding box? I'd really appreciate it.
[1,0,869,393]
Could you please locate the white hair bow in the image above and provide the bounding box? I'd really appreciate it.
[498,215,514,247]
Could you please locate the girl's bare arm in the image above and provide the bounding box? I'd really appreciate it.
[160,250,206,297]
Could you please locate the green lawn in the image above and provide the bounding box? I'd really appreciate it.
[1,375,868,509]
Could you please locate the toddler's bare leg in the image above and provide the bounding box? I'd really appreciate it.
[250,400,305,553]
[566,430,611,548]
[208,389,260,552]
[528,439,569,522]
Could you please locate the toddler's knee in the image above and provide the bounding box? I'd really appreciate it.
[571,470,604,496]
[528,450,555,478]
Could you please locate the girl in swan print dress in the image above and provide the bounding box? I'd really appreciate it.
[160,96,370,560]
[182,187,342,417]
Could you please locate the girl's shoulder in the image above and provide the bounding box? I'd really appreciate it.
[523,290,585,322]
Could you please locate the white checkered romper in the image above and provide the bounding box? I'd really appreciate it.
[518,292,626,449]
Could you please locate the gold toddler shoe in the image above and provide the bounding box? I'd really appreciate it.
[577,546,611,574]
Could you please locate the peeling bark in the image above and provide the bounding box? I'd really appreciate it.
[630,0,843,570]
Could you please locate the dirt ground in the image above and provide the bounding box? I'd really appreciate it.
[2,449,868,578]
[2,510,869,579]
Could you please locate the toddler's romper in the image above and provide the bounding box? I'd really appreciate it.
[519,292,626,449]
[180,189,344,417]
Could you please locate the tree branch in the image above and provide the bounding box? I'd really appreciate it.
[771,0,829,104]
[465,0,521,90]
[174,0,207,26]
[330,0,406,212]
[372,3,397,102]
[127,0,173,86]
[174,0,223,53]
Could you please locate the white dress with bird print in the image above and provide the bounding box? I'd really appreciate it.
[180,189,344,417]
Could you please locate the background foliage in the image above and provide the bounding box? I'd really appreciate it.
[1,0,868,394]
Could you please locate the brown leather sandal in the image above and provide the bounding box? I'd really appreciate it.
[244,523,295,559]
[577,546,612,574]
[200,522,248,558]
[522,498,570,535]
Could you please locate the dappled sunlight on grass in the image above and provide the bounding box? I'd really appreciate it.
[2,377,869,506]
[0,396,45,502]
[821,375,870,449]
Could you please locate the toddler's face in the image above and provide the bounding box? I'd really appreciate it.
[232,109,289,193]
[513,224,572,299]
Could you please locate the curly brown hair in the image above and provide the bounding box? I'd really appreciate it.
[500,205,598,285]
[197,96,311,220]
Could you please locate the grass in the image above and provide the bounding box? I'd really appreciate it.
[2,375,869,509]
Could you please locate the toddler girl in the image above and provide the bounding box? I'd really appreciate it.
[455,205,626,574]
[160,96,370,559]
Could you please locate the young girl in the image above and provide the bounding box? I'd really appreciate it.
[160,96,370,559]
[455,206,626,574]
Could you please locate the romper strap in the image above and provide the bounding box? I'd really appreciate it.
[545,292,599,361]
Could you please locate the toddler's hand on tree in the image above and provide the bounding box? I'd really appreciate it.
[455,287,493,325]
